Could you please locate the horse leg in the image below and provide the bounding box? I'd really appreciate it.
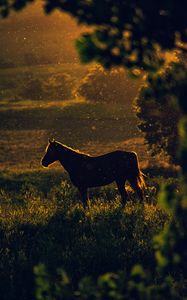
[78,186,88,207]
[116,180,128,206]
[128,177,144,203]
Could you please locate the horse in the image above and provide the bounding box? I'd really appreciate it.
[41,139,145,206]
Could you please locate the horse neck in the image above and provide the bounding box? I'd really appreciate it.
[57,145,80,171]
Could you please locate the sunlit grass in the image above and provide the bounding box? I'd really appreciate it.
[0,171,169,229]
[0,98,86,111]
[0,63,88,77]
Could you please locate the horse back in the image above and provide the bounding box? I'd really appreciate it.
[67,150,140,188]
[92,150,134,165]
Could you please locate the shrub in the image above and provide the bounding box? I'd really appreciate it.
[75,65,140,103]
[34,264,181,300]
[19,73,73,100]
[19,77,45,100]
[44,74,73,100]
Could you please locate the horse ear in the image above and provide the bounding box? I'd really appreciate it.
[49,138,55,144]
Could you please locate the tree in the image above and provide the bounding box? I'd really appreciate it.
[1,1,186,70]
[1,0,187,298]
[19,74,73,100]
[135,62,187,163]
[20,78,44,100]
[75,64,140,103]
[44,74,73,100]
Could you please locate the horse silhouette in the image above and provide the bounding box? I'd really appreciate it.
[41,139,145,206]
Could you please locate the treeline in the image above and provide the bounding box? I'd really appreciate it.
[0,65,140,103]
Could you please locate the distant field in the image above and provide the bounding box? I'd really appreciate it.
[0,63,148,171]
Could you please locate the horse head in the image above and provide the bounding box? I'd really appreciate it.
[41,138,59,167]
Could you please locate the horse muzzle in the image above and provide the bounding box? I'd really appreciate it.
[41,159,49,168]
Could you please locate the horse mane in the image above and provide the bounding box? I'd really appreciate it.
[55,141,90,156]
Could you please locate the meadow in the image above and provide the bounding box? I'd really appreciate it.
[0,63,146,171]
[0,63,177,299]
[0,169,174,300]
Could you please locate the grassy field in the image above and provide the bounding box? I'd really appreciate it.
[0,63,177,300]
[0,169,172,300]
[0,63,148,171]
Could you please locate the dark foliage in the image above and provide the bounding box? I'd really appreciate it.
[1,1,186,71]
[135,62,187,163]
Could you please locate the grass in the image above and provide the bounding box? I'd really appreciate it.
[0,63,87,75]
[0,170,170,300]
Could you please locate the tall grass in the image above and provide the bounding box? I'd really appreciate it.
[0,171,169,300]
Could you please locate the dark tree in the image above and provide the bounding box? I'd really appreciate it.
[135,62,187,163]
[1,1,186,71]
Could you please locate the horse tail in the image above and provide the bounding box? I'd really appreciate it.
[137,171,146,190]
[129,152,146,191]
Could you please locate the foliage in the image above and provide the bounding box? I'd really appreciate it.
[1,1,186,71]
[0,171,169,300]
[75,64,140,103]
[19,77,44,100]
[34,264,184,300]
[135,62,187,163]
[43,73,73,100]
